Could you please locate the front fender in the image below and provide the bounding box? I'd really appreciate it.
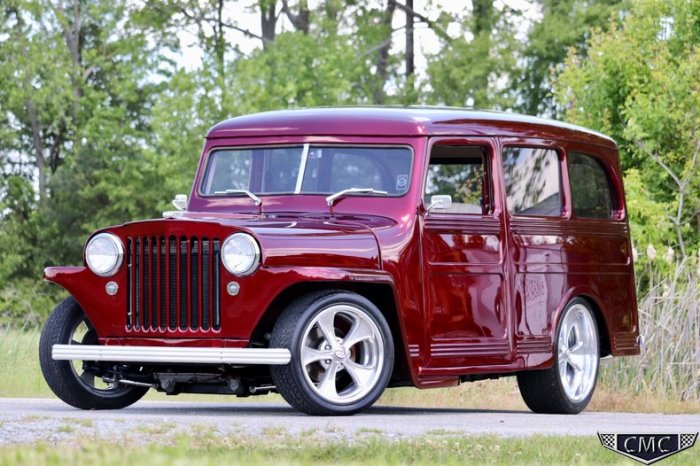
[44,266,125,336]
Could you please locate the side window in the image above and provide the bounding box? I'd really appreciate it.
[568,152,613,218]
[502,147,561,216]
[425,145,491,215]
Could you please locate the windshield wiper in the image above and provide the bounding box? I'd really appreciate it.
[325,188,389,206]
[212,189,262,206]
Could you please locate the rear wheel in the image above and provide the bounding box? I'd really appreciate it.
[39,297,148,410]
[517,298,600,414]
[270,291,394,415]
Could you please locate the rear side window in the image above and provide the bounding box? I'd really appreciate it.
[568,152,613,219]
[502,147,561,216]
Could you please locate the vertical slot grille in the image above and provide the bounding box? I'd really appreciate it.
[126,236,220,332]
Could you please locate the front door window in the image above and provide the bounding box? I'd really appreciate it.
[425,145,491,215]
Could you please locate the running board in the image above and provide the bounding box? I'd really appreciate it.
[52,344,291,365]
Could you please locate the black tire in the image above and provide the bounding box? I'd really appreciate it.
[517,298,600,414]
[39,297,149,410]
[270,291,394,415]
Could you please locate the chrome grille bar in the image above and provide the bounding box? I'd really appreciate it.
[126,236,221,332]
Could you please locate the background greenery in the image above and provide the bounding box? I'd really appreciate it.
[0,0,698,403]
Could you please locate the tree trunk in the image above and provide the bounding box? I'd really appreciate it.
[470,0,494,108]
[215,0,227,115]
[472,0,494,37]
[372,0,397,104]
[59,0,83,122]
[12,6,49,200]
[260,0,277,48]
[282,0,310,34]
[26,98,47,202]
[405,0,414,78]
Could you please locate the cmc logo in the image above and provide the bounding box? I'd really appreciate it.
[598,433,697,464]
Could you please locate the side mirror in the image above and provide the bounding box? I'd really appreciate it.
[427,194,452,213]
[172,194,188,211]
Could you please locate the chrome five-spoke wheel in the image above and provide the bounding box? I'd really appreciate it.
[301,304,384,404]
[557,303,598,402]
[270,291,394,415]
[517,298,600,414]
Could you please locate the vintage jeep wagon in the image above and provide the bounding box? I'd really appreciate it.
[40,108,640,415]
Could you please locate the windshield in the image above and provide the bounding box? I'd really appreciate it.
[200,145,413,197]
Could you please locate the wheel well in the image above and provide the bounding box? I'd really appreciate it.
[578,295,612,357]
[252,281,411,385]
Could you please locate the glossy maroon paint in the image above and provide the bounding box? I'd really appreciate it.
[44,108,640,389]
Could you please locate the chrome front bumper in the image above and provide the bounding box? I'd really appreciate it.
[52,344,291,365]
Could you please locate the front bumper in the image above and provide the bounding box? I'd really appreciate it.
[52,344,291,365]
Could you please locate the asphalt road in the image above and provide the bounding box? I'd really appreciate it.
[1,397,699,445]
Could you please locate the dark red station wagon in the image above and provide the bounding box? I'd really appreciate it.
[39,108,640,415]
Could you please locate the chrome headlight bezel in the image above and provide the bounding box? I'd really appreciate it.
[221,233,261,276]
[85,232,124,277]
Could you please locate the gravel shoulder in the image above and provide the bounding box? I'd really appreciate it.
[1,398,699,445]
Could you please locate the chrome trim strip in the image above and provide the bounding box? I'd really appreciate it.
[294,143,310,194]
[52,344,291,365]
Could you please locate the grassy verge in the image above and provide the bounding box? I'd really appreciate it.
[0,328,48,398]
[1,433,698,466]
[378,376,700,414]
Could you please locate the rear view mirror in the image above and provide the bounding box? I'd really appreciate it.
[427,195,452,213]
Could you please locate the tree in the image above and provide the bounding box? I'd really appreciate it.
[0,0,162,322]
[515,0,626,117]
[555,0,700,255]
[426,2,518,109]
[0,1,74,201]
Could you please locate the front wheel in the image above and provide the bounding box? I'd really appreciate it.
[517,298,600,414]
[270,291,394,415]
[39,297,149,410]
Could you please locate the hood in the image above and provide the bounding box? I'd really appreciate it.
[108,212,389,271]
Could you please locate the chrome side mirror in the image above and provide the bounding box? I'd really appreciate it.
[427,194,452,213]
[172,194,188,211]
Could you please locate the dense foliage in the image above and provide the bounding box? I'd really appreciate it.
[555,0,700,265]
[0,0,698,325]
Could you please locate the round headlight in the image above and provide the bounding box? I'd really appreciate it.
[221,233,260,276]
[85,233,124,277]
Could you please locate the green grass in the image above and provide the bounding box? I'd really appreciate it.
[1,434,698,466]
[0,328,50,398]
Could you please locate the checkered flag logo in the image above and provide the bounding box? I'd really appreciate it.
[680,433,697,450]
[598,432,698,465]
[599,433,616,449]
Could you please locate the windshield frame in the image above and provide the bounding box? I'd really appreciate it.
[197,143,415,199]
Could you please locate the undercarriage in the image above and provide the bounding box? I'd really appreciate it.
[82,361,278,397]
